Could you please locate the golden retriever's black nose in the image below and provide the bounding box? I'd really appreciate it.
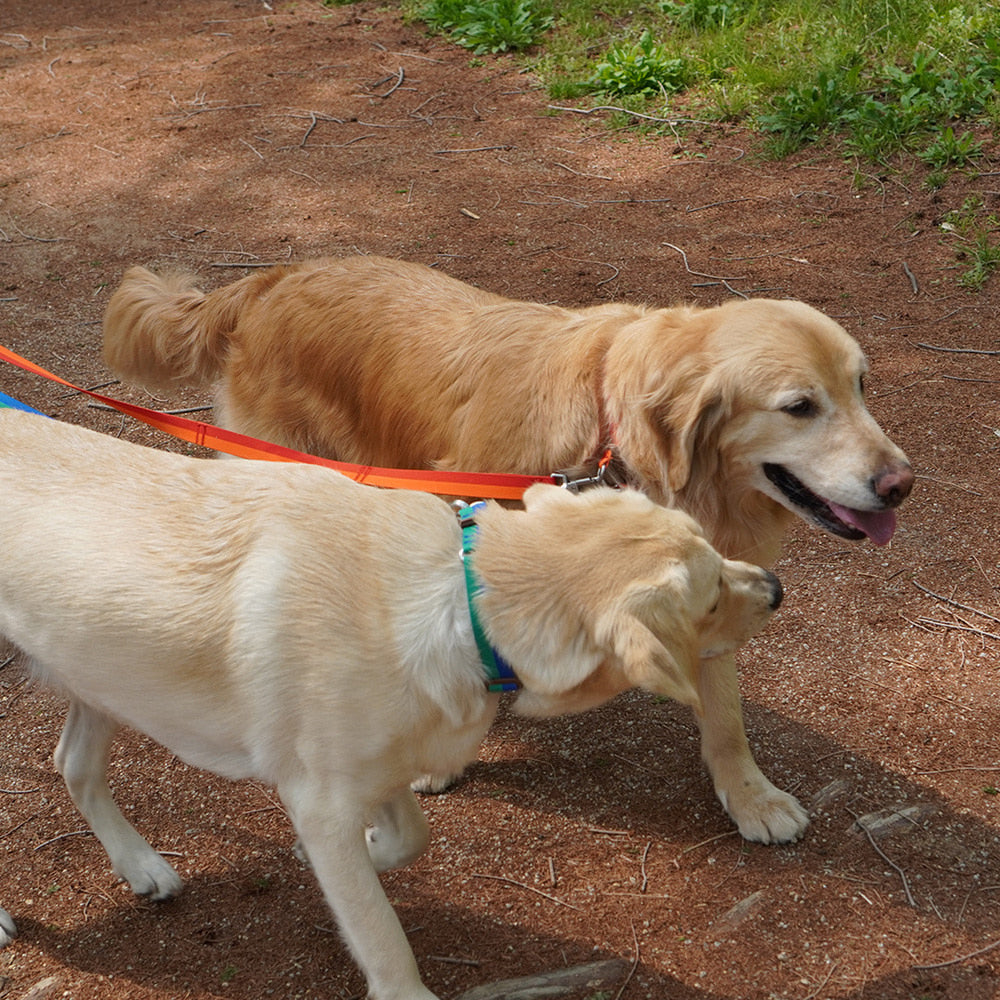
[765,571,783,611]
[874,462,914,508]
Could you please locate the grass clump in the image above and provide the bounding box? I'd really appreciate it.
[590,29,689,97]
[418,0,552,53]
[407,0,999,178]
[941,196,1000,291]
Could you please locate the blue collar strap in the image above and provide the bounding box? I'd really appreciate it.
[457,502,521,693]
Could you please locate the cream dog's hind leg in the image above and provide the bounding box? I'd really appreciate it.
[367,789,430,872]
[54,701,184,900]
[697,654,809,844]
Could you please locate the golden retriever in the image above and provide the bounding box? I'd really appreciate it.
[0,409,781,999]
[102,256,913,843]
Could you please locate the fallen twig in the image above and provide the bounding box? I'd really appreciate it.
[33,829,93,852]
[902,261,919,294]
[166,103,262,119]
[680,830,737,854]
[379,66,405,98]
[664,242,748,297]
[801,961,839,1000]
[846,806,916,907]
[639,841,651,894]
[614,919,639,1000]
[433,145,513,154]
[88,402,213,415]
[914,617,1000,642]
[548,104,714,126]
[553,161,611,180]
[913,581,1000,627]
[915,936,1000,970]
[468,873,581,911]
[915,342,1000,356]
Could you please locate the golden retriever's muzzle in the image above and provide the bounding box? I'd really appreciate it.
[762,460,913,545]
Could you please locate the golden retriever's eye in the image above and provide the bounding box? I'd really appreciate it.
[782,397,816,418]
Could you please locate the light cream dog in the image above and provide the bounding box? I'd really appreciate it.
[102,256,914,843]
[0,410,781,1000]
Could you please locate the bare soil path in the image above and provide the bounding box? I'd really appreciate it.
[1,2,999,998]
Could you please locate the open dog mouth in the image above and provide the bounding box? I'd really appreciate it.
[763,463,897,545]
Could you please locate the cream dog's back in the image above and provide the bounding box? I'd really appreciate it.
[0,411,479,788]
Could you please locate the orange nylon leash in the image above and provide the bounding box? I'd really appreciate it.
[0,343,555,501]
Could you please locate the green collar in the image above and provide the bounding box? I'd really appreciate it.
[456,502,521,693]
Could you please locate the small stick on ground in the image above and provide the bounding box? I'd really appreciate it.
[846,806,916,908]
[469,873,581,911]
[915,936,1000,970]
[912,580,1000,627]
[379,67,405,98]
[915,342,1000,356]
[662,242,746,284]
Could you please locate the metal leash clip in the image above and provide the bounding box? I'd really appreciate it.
[551,449,622,493]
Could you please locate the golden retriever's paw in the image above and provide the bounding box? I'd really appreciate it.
[411,772,463,795]
[0,906,17,948]
[116,852,184,901]
[721,783,809,844]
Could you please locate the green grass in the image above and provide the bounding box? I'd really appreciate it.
[941,196,1000,291]
[395,0,1000,286]
[401,0,1000,161]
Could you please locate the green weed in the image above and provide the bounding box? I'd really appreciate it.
[919,127,984,169]
[941,197,1000,291]
[419,0,551,53]
[591,29,688,98]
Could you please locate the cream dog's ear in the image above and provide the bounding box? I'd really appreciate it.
[521,481,571,510]
[595,590,701,709]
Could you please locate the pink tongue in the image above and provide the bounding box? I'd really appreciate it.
[828,502,897,546]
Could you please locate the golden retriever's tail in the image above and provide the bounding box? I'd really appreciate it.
[102,266,254,392]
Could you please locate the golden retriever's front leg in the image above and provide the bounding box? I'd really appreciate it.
[286,790,439,1000]
[367,790,430,872]
[696,654,808,844]
[54,701,184,899]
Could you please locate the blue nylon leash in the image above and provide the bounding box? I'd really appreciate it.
[457,502,520,693]
[0,391,46,415]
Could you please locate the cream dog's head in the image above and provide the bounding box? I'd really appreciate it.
[607,298,914,562]
[472,485,782,718]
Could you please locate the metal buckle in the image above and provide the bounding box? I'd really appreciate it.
[552,449,618,493]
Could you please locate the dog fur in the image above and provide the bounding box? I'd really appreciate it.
[102,256,914,842]
[0,409,781,999]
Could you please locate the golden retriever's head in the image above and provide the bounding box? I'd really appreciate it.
[472,485,783,718]
[606,298,914,562]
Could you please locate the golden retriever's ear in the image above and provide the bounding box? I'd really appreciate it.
[595,594,701,709]
[660,381,726,494]
[609,347,728,499]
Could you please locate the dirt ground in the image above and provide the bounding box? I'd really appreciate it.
[1,2,999,999]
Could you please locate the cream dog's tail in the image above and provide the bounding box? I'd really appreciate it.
[102,266,258,392]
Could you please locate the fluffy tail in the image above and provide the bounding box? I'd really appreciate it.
[102,266,255,392]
